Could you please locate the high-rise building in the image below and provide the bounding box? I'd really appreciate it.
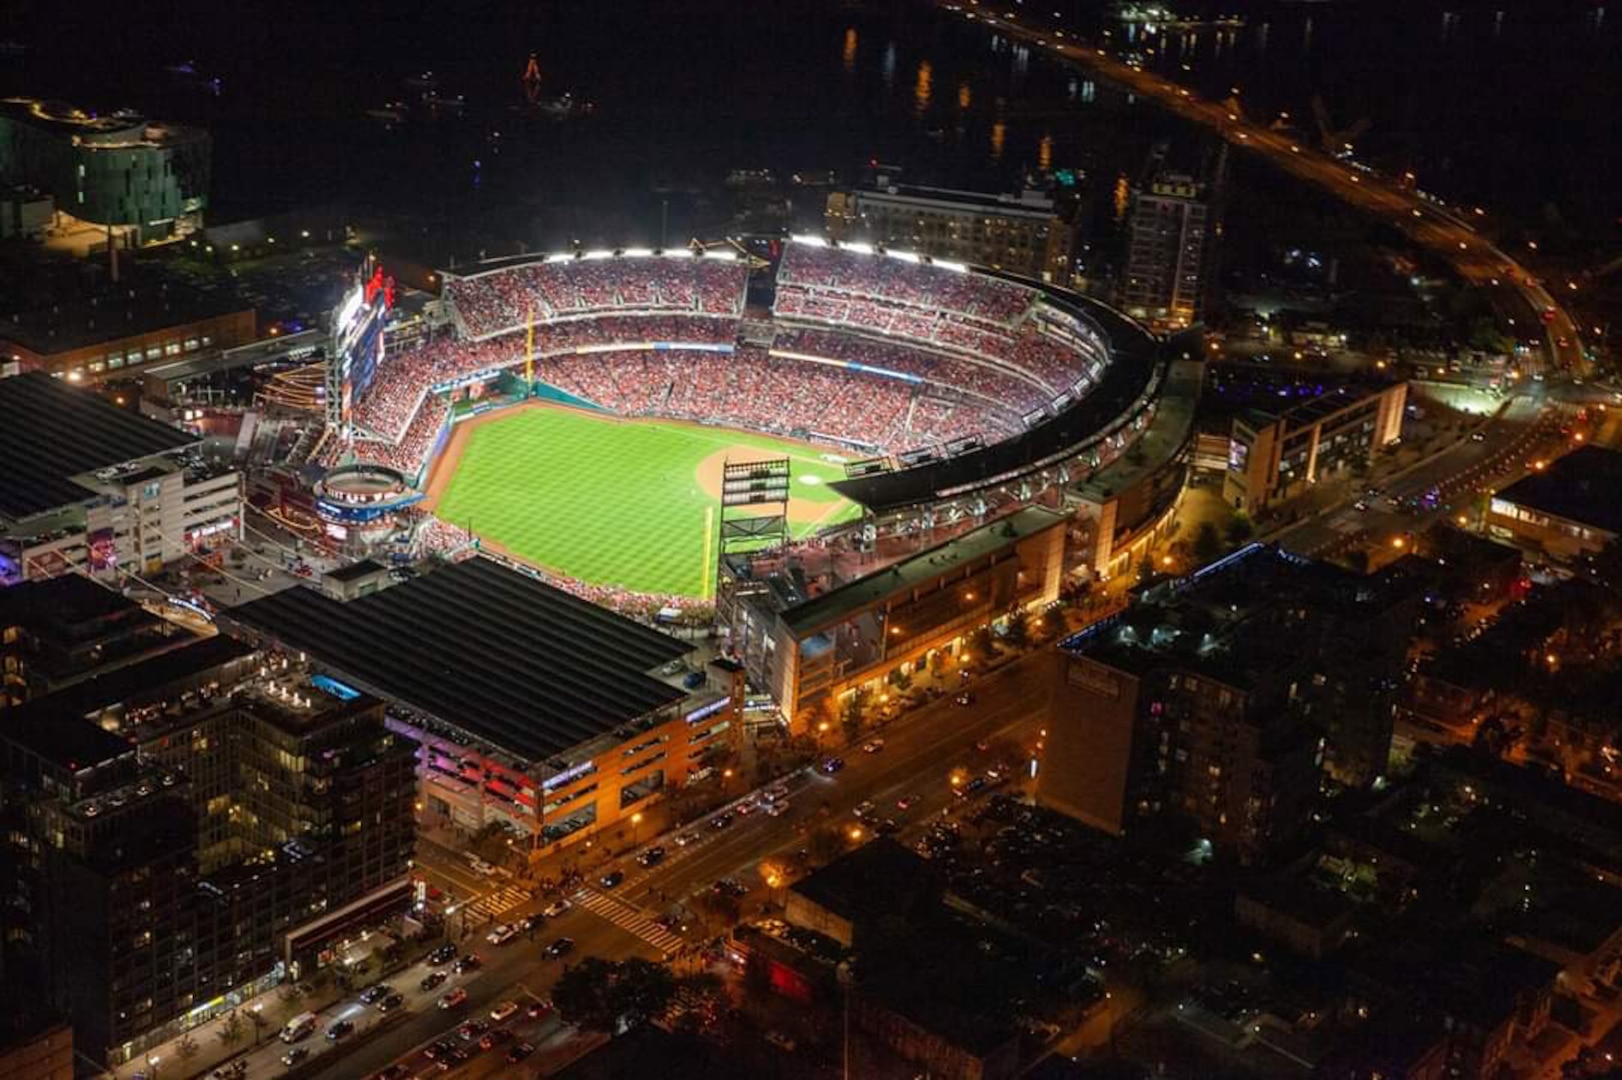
[0,98,209,244]
[1121,174,1208,327]
[1041,545,1417,861]
[825,181,1072,282]
[0,632,416,1068]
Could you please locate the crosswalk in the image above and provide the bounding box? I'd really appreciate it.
[573,888,686,956]
[465,883,532,920]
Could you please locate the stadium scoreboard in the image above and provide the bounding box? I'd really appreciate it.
[327,263,395,440]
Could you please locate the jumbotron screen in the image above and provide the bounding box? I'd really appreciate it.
[333,266,394,430]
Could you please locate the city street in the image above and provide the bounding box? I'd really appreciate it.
[291,647,1056,1080]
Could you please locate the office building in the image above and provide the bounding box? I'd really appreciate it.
[825,182,1072,282]
[0,633,416,1068]
[1122,174,1208,327]
[0,98,209,244]
[0,372,243,585]
[1041,545,1416,860]
[1487,445,1622,560]
[1222,382,1407,513]
[723,506,1068,733]
[225,556,744,850]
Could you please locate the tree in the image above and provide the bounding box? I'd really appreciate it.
[888,666,914,693]
[1193,521,1224,563]
[277,980,305,1006]
[1003,608,1030,649]
[1224,514,1254,546]
[217,1009,244,1047]
[610,957,676,1031]
[553,956,620,1035]
[968,625,998,664]
[673,972,729,1033]
[693,888,741,928]
[248,1008,270,1045]
[806,826,848,867]
[176,1033,199,1062]
[840,688,868,744]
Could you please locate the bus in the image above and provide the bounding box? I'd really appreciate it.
[280,1012,318,1043]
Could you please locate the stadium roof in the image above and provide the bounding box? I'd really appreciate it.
[226,557,691,762]
[1493,445,1622,536]
[0,372,198,521]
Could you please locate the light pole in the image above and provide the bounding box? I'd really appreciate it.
[630,812,643,846]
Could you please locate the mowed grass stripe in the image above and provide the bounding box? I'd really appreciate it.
[433,408,859,598]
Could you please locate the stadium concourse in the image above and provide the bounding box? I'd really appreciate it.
[317,239,1157,607]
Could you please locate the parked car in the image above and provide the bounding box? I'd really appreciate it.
[457,1019,490,1041]
[767,799,791,817]
[427,943,457,966]
[490,1000,520,1023]
[480,1028,514,1051]
[820,757,845,775]
[325,1019,355,1041]
[486,923,519,946]
[279,1048,308,1067]
[453,953,483,974]
[544,937,576,959]
[636,846,666,868]
[507,1042,537,1063]
[438,988,469,1009]
[526,999,554,1020]
[359,983,391,1004]
[376,991,405,1013]
[862,739,885,754]
[710,812,734,830]
[674,831,702,847]
[420,971,447,991]
[542,898,572,918]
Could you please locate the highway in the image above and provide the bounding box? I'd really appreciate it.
[289,648,1056,1080]
[937,1,1588,375]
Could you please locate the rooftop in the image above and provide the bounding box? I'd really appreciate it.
[1494,445,1622,535]
[789,837,935,925]
[0,372,198,521]
[226,557,692,762]
[0,281,251,358]
[779,505,1068,635]
[0,571,146,629]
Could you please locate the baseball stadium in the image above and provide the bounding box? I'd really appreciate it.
[307,238,1167,612]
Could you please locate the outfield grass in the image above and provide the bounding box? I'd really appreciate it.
[433,407,860,598]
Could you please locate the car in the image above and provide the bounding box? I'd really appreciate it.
[713,878,749,898]
[674,831,702,847]
[544,937,576,959]
[507,1042,537,1063]
[820,757,845,775]
[734,796,760,816]
[763,783,790,803]
[542,898,573,918]
[424,1039,457,1062]
[1471,431,1486,442]
[480,1028,515,1051]
[710,812,734,830]
[453,953,482,974]
[954,692,974,706]
[371,1066,409,1080]
[359,982,392,1004]
[427,943,457,965]
[765,1030,798,1052]
[875,818,901,836]
[854,800,877,821]
[526,999,554,1020]
[468,855,498,877]
[767,799,791,817]
[325,1019,355,1041]
[655,912,682,931]
[280,1048,309,1067]
[1353,500,1370,512]
[519,913,542,933]
[637,846,666,867]
[490,1000,520,1023]
[458,1019,490,1041]
[896,793,920,811]
[438,988,469,1009]
[420,970,448,991]
[486,923,519,946]
[862,739,885,754]
[600,869,625,889]
[376,991,405,1012]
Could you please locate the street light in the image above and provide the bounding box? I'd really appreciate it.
[630,811,643,845]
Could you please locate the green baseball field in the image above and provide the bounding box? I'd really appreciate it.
[428,405,861,598]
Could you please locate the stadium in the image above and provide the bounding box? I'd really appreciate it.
[310,238,1168,612]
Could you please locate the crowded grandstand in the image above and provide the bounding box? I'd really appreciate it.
[313,239,1162,590]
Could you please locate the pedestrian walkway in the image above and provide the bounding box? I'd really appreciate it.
[573,888,685,956]
[465,883,531,920]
